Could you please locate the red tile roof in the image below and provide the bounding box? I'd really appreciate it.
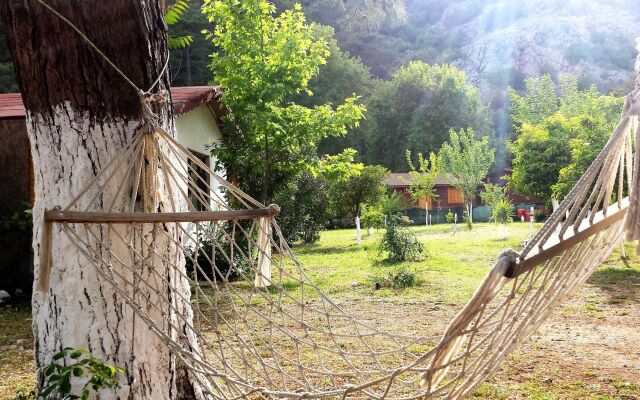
[171,86,223,116]
[0,86,223,119]
[385,172,453,187]
[0,93,25,118]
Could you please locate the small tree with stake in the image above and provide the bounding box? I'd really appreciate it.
[439,128,494,227]
[490,198,514,239]
[482,183,513,238]
[404,150,439,226]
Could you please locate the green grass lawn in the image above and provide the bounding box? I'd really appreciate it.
[292,222,640,399]
[294,222,540,303]
[1,221,638,399]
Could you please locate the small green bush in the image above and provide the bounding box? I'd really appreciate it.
[446,209,454,224]
[533,209,547,222]
[371,265,420,289]
[360,204,384,229]
[274,172,329,244]
[379,216,424,262]
[463,208,472,230]
[185,223,252,282]
[13,348,123,400]
[490,198,514,225]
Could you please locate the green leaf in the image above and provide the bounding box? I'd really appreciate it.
[69,350,84,359]
[60,377,72,394]
[41,385,56,397]
[72,367,84,377]
[44,364,56,376]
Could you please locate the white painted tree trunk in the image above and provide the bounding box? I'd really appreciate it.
[2,1,208,397]
[28,107,204,398]
[425,202,429,226]
[355,216,362,245]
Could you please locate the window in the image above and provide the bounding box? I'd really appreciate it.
[447,188,464,204]
[417,196,433,209]
[188,150,211,211]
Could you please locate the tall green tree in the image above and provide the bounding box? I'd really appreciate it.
[404,150,438,225]
[203,0,365,202]
[361,61,491,170]
[0,20,17,92]
[439,128,494,225]
[273,171,330,244]
[335,165,389,218]
[168,0,216,86]
[507,75,559,126]
[288,24,376,156]
[317,149,388,219]
[275,0,407,32]
[551,116,615,200]
[509,74,623,128]
[508,116,573,204]
[508,74,623,203]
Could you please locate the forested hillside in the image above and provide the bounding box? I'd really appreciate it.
[284,0,640,170]
[290,0,640,90]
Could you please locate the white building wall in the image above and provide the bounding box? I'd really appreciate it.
[175,104,222,164]
[174,104,226,210]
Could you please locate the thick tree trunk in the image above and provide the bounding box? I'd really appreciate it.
[1,1,201,398]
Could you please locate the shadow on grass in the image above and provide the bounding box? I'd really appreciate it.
[371,259,395,268]
[293,243,362,256]
[588,266,640,304]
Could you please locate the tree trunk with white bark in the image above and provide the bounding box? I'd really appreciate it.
[1,1,202,398]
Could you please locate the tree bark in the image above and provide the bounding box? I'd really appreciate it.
[1,1,201,398]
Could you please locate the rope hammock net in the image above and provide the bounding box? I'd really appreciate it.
[41,83,640,399]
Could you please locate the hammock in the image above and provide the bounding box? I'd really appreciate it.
[40,86,640,399]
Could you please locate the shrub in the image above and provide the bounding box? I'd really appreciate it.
[371,265,420,289]
[379,216,424,262]
[13,348,123,400]
[382,192,405,216]
[274,172,330,244]
[533,209,547,222]
[184,223,251,282]
[446,209,454,223]
[360,204,384,229]
[396,215,412,226]
[490,198,514,225]
[463,208,472,230]
[491,198,514,239]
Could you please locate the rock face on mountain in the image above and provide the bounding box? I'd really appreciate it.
[450,0,640,93]
[315,0,640,94]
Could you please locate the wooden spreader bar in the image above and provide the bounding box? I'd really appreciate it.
[45,204,281,224]
[504,198,629,279]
